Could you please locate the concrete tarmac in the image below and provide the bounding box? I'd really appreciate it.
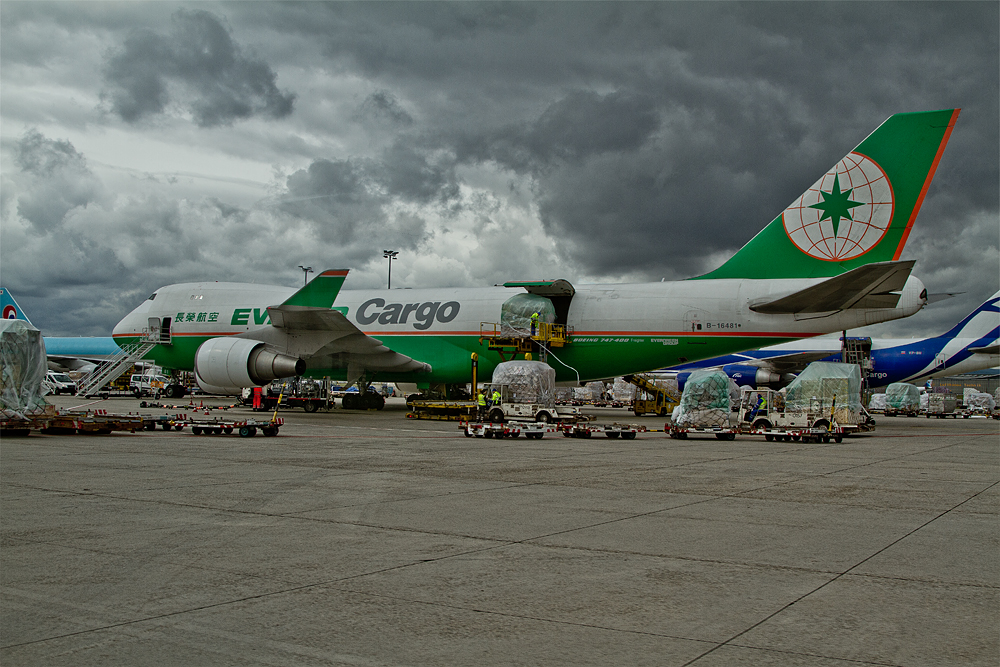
[2,396,997,666]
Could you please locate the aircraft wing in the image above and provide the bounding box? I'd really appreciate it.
[263,304,432,374]
[738,350,837,375]
[750,260,915,314]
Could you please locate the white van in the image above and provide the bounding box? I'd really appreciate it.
[45,371,78,395]
[130,374,168,398]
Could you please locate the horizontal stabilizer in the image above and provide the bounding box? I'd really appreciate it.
[750,260,915,314]
[926,292,963,304]
[967,343,1000,356]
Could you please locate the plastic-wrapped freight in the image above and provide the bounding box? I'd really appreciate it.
[573,381,605,403]
[965,392,996,411]
[612,377,636,402]
[500,293,555,336]
[553,386,574,402]
[491,360,556,407]
[885,383,921,411]
[919,392,929,411]
[785,362,862,424]
[0,319,49,419]
[674,370,739,428]
[868,394,887,412]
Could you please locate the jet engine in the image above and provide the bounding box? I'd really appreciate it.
[721,365,781,388]
[677,365,781,392]
[194,337,305,395]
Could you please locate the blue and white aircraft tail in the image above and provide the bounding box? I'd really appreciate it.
[0,287,120,373]
[666,291,999,389]
[1,287,31,324]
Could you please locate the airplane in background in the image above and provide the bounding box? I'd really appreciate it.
[111,109,960,397]
[666,290,1000,389]
[1,288,120,374]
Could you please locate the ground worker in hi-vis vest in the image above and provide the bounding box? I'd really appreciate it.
[530,311,539,336]
[477,390,487,420]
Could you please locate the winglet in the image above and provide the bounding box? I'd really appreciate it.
[0,287,31,324]
[280,270,349,308]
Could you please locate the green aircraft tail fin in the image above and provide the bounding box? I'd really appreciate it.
[697,109,959,280]
[281,269,349,308]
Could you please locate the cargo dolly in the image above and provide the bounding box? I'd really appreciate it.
[171,416,284,437]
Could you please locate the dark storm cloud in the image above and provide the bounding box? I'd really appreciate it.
[356,90,414,127]
[101,8,295,126]
[277,150,450,261]
[12,129,104,234]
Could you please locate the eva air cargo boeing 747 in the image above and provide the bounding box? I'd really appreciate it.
[113,109,960,396]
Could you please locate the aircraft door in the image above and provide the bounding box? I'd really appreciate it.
[160,317,172,343]
[684,309,704,332]
[148,317,160,341]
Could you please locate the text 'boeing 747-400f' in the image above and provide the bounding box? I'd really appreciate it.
[113,109,960,397]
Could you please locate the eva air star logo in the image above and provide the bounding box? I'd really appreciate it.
[782,152,894,261]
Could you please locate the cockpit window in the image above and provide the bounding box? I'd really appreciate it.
[147,293,157,301]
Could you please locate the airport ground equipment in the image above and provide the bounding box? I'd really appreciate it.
[1,406,145,436]
[559,422,644,439]
[249,378,334,412]
[883,382,921,416]
[734,386,858,443]
[623,373,680,416]
[460,421,558,439]
[171,415,283,437]
[669,369,740,440]
[77,336,157,397]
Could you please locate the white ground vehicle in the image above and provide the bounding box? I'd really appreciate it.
[130,373,168,398]
[44,371,77,395]
[480,383,585,424]
[736,387,856,443]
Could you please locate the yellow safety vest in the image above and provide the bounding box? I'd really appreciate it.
[492,391,501,404]
[477,393,486,406]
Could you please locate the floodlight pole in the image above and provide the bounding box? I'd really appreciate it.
[298,265,313,285]
[383,250,398,289]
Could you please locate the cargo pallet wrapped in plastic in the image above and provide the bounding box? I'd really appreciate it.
[868,393,887,413]
[612,377,636,402]
[500,294,555,336]
[490,360,556,407]
[885,382,920,411]
[674,370,739,428]
[1,319,50,420]
[964,392,996,412]
[784,362,862,425]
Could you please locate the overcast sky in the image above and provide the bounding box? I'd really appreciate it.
[2,2,997,340]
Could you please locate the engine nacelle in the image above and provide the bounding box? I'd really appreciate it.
[722,364,780,388]
[194,337,305,395]
[677,365,780,392]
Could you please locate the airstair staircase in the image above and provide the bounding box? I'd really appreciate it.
[77,339,157,397]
